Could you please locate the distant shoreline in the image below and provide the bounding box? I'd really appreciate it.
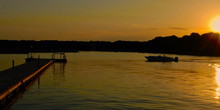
[1,32,220,57]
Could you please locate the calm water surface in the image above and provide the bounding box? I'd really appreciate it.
[2,52,220,109]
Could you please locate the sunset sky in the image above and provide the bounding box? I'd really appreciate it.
[0,0,220,41]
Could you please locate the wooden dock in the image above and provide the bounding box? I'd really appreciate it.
[0,59,56,108]
[25,58,67,63]
[0,52,68,108]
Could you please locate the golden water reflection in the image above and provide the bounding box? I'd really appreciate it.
[214,64,220,100]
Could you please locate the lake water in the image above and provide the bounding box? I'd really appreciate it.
[2,52,220,109]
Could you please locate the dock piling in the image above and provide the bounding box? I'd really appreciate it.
[12,60,14,68]
[38,55,40,68]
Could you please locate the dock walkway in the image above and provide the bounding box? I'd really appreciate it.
[0,59,53,107]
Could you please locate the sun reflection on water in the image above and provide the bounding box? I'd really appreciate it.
[214,64,220,100]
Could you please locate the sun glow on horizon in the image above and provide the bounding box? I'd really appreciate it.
[210,16,220,32]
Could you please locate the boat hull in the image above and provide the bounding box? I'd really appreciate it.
[145,56,178,62]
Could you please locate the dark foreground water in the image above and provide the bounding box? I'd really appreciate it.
[2,52,220,109]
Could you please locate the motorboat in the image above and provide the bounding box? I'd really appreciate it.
[145,55,178,62]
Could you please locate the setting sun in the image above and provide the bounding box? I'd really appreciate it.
[210,16,220,32]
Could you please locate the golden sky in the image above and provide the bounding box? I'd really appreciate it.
[0,0,219,41]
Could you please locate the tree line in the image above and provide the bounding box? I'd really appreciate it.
[1,32,220,56]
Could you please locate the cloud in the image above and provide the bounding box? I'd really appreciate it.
[169,27,188,30]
